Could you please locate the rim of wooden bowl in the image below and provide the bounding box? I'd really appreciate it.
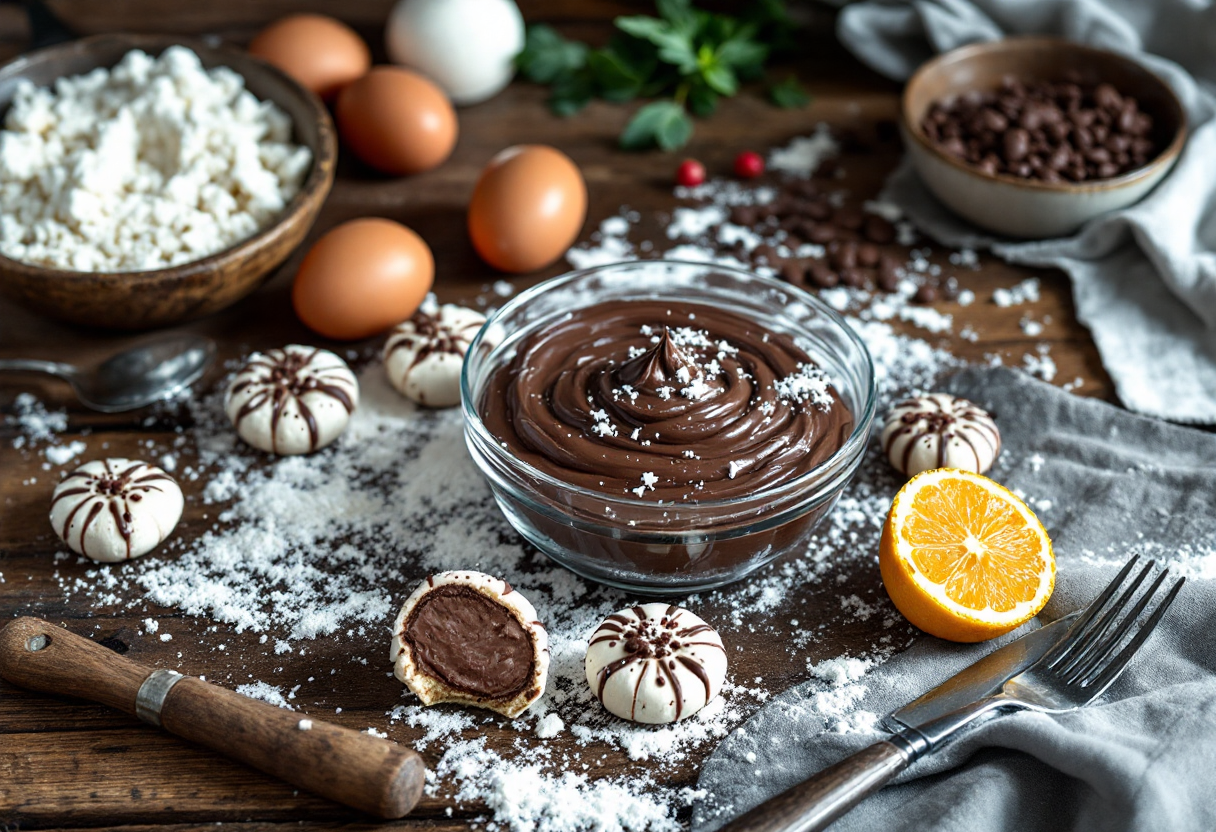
[0,32,337,286]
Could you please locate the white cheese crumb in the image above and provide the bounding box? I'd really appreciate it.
[0,46,311,272]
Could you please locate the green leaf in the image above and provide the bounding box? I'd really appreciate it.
[656,0,697,34]
[701,61,737,96]
[687,83,718,117]
[516,24,588,84]
[587,48,649,102]
[549,72,593,116]
[620,100,693,150]
[716,34,767,71]
[615,15,698,73]
[768,75,811,108]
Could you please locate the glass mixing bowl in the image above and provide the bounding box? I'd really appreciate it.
[461,260,876,595]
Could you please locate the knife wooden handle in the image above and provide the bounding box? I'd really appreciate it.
[0,616,425,819]
[716,739,913,832]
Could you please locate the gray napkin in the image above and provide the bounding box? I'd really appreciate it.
[694,366,1216,832]
[835,0,1216,424]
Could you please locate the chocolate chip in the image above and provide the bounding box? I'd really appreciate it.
[803,200,832,221]
[877,255,902,292]
[730,206,757,227]
[1004,128,1031,162]
[833,206,864,231]
[857,243,880,268]
[807,223,838,244]
[1095,83,1122,111]
[839,267,867,288]
[914,284,938,304]
[807,261,839,288]
[781,261,807,287]
[862,215,896,244]
[830,241,857,270]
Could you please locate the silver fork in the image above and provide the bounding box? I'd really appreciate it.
[719,556,1186,832]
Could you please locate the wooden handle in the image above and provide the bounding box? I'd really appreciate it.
[0,616,426,819]
[717,740,911,832]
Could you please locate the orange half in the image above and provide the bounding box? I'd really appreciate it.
[879,468,1055,642]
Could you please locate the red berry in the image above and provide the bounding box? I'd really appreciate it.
[676,159,706,188]
[734,150,764,179]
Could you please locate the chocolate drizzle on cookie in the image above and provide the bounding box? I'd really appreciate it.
[881,393,1001,476]
[385,308,483,372]
[51,460,171,559]
[228,346,357,454]
[588,604,726,721]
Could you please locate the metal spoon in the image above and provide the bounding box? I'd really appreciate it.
[0,334,216,413]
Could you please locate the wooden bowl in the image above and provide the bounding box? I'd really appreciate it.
[902,38,1186,238]
[0,34,337,330]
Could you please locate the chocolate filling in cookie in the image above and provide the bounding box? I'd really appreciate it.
[402,585,536,699]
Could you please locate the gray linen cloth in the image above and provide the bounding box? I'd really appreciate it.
[693,366,1216,832]
[835,0,1216,424]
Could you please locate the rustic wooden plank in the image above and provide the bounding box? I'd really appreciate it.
[0,729,454,826]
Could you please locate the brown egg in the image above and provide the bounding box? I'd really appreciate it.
[248,14,370,101]
[468,145,587,273]
[336,67,458,176]
[293,218,434,340]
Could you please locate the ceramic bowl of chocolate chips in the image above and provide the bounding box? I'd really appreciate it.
[902,37,1186,238]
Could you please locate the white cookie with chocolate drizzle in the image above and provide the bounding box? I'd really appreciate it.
[383,305,485,408]
[49,458,183,562]
[881,393,1001,477]
[225,345,358,455]
[585,603,727,725]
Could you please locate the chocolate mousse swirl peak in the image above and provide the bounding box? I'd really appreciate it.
[480,300,854,502]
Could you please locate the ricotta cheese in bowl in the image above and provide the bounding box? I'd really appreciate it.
[0,45,312,272]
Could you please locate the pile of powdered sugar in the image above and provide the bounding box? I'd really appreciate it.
[17,130,1079,832]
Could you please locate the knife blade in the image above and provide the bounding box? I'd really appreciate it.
[882,611,1079,732]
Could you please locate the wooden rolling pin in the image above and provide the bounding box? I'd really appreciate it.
[0,616,426,819]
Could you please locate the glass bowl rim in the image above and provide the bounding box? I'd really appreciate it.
[459,258,878,512]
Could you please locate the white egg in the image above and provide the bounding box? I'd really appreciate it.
[385,0,525,106]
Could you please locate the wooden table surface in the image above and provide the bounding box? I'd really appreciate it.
[0,3,1115,830]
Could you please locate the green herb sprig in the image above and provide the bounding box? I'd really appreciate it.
[515,0,809,151]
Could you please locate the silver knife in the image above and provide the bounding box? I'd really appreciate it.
[884,611,1079,732]
[716,613,1080,832]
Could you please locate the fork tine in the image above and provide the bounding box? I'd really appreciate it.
[1083,576,1184,694]
[1046,556,1147,671]
[1044,555,1139,668]
[1061,567,1169,685]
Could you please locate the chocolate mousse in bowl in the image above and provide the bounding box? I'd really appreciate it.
[462,261,876,594]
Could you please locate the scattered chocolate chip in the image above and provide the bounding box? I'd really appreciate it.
[830,241,858,270]
[833,206,864,231]
[807,223,838,244]
[877,255,902,292]
[730,206,757,227]
[807,261,839,288]
[862,215,896,244]
[781,261,807,286]
[857,243,880,268]
[839,267,867,288]
[913,284,938,304]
